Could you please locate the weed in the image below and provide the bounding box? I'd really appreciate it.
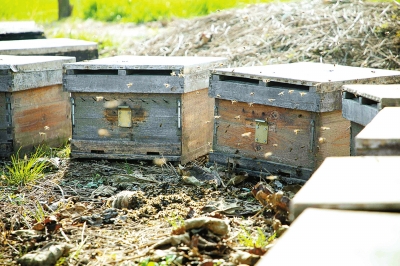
[238,226,270,248]
[166,214,184,230]
[2,147,47,186]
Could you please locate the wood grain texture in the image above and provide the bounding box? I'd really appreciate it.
[11,85,71,155]
[209,78,341,112]
[355,107,400,155]
[315,110,350,167]
[71,92,182,158]
[71,139,181,159]
[181,88,214,164]
[213,99,315,168]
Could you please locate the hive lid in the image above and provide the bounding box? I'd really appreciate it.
[343,84,400,106]
[63,56,227,94]
[0,21,43,35]
[0,55,76,92]
[257,208,400,266]
[213,62,400,93]
[63,55,227,73]
[0,38,98,55]
[289,156,400,220]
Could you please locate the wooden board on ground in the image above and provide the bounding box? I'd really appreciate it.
[355,107,400,155]
[290,156,400,219]
[257,208,400,266]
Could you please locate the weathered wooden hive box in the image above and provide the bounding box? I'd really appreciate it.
[0,55,76,157]
[63,55,227,163]
[0,38,98,61]
[355,107,400,155]
[342,84,400,155]
[0,21,45,41]
[208,62,400,180]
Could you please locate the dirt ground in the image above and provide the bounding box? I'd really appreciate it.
[0,156,300,265]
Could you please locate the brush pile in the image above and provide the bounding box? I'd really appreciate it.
[127,0,400,70]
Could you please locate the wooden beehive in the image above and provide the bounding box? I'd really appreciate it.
[0,21,45,41]
[63,56,227,163]
[0,38,98,61]
[0,55,75,157]
[355,107,400,155]
[208,62,400,180]
[342,84,400,155]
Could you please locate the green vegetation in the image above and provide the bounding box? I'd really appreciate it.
[2,147,47,187]
[2,0,286,23]
[238,226,275,248]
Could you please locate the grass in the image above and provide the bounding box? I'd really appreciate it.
[2,0,289,24]
[2,147,48,187]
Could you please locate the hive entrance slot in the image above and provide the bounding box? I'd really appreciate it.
[147,152,160,155]
[125,69,174,76]
[218,75,259,85]
[91,150,105,154]
[72,69,119,75]
[267,81,309,91]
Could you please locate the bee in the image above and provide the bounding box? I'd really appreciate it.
[294,129,301,134]
[214,115,221,119]
[268,99,276,102]
[248,102,254,107]
[318,137,326,144]
[237,143,242,146]
[321,126,331,130]
[262,79,270,83]
[231,69,235,73]
[197,66,201,69]
[288,90,294,94]
[231,100,237,104]
[371,70,375,73]
[170,71,176,76]
[241,132,251,137]
[44,126,50,130]
[196,91,200,95]
[278,91,284,96]
[205,121,211,124]
[250,92,255,96]
[216,94,221,98]
[39,132,46,136]
[219,63,224,66]
[264,152,273,158]
[272,144,278,147]
[164,83,170,88]
[235,115,241,120]
[266,175,278,180]
[96,96,104,101]
[299,92,307,97]
[178,73,185,78]
[208,142,212,146]
[126,82,133,88]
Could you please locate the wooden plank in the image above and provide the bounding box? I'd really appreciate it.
[342,96,379,126]
[72,92,181,144]
[355,107,400,155]
[71,139,181,158]
[0,39,98,61]
[11,85,71,154]
[209,152,312,180]
[342,84,400,107]
[315,110,350,167]
[181,88,214,164]
[290,156,400,219]
[350,121,363,156]
[258,208,400,266]
[212,62,400,93]
[214,99,315,168]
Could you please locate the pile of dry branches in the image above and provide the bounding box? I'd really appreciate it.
[127,0,400,70]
